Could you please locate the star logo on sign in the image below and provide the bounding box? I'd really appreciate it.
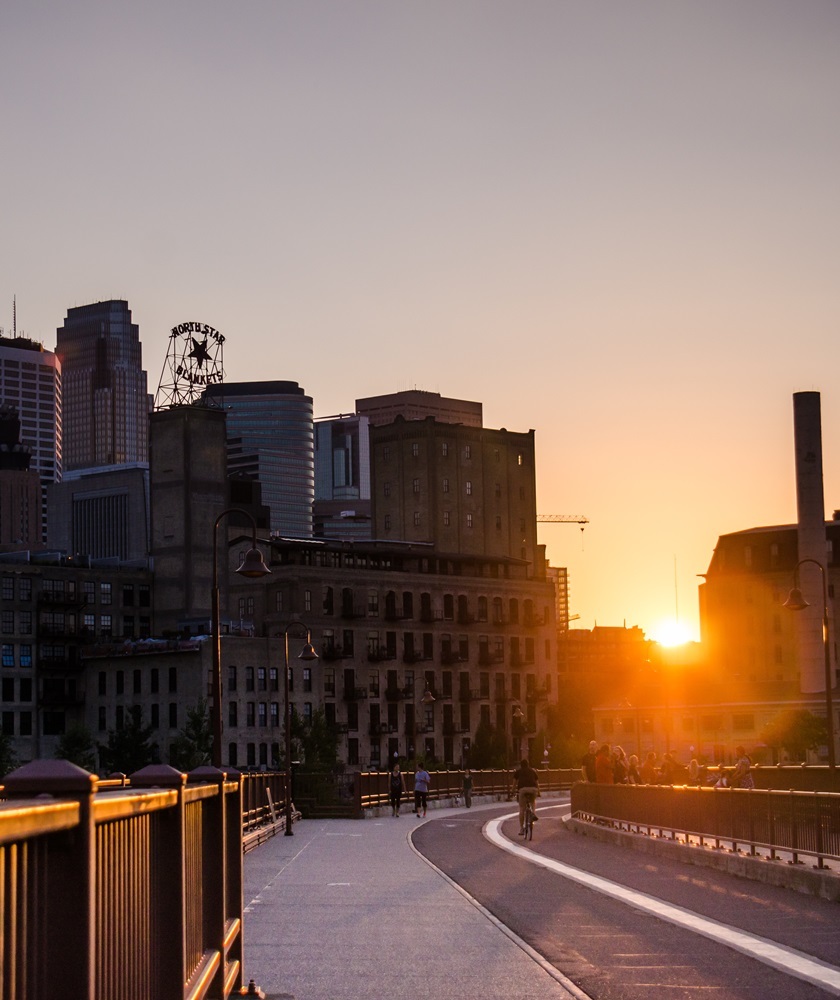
[188,337,212,369]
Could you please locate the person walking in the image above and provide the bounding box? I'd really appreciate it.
[462,769,473,808]
[414,762,431,817]
[595,743,614,783]
[389,763,406,817]
[512,757,540,835]
[580,740,598,782]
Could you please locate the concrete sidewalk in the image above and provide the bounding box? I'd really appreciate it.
[242,803,580,1000]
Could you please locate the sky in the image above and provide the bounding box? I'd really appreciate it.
[2,1,839,643]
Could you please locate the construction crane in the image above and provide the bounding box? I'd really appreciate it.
[537,514,589,530]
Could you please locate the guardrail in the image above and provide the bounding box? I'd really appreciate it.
[571,782,840,869]
[357,766,580,811]
[0,759,269,1000]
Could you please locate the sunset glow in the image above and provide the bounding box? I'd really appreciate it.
[651,620,694,648]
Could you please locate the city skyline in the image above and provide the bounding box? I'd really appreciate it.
[2,2,839,642]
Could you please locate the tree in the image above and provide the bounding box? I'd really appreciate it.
[99,710,159,775]
[169,699,213,771]
[468,719,509,770]
[760,709,828,763]
[55,723,97,771]
[0,726,18,780]
[289,708,339,770]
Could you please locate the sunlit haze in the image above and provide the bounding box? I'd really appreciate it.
[2,2,839,641]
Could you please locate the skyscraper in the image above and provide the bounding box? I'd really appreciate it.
[0,334,62,539]
[204,381,314,538]
[56,300,152,472]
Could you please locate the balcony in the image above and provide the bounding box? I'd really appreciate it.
[321,645,344,662]
[367,647,396,663]
[369,723,396,738]
[478,650,504,666]
[342,686,369,701]
[523,613,546,628]
[459,689,483,702]
[385,685,410,701]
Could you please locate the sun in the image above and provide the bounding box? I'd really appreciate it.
[651,619,693,647]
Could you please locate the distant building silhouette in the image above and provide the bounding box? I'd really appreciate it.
[56,300,152,472]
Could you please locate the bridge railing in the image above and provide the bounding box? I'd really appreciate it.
[0,759,252,1000]
[357,766,580,811]
[570,782,840,869]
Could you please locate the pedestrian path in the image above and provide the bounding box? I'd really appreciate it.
[242,804,583,1000]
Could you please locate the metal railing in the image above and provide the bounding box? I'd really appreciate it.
[571,782,840,869]
[0,759,272,1000]
[357,766,580,811]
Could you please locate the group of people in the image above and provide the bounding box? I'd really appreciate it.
[388,761,431,817]
[580,740,755,788]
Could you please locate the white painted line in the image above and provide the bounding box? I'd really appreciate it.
[484,811,840,997]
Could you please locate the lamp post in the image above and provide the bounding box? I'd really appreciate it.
[512,705,525,763]
[783,558,837,770]
[282,623,318,836]
[211,509,270,768]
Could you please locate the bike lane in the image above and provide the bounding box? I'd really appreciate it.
[411,801,840,1000]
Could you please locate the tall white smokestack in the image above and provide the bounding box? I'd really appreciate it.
[792,391,831,694]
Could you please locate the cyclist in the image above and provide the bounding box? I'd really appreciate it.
[512,757,540,835]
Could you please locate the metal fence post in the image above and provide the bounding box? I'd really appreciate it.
[3,759,98,1000]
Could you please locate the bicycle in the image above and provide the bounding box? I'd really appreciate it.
[522,796,535,841]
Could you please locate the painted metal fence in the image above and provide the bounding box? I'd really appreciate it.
[571,782,840,868]
[0,760,256,1000]
[357,766,580,811]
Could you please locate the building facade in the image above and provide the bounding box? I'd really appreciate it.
[356,389,482,428]
[0,335,62,538]
[0,550,153,763]
[313,413,371,539]
[204,381,314,538]
[370,417,541,570]
[55,300,151,473]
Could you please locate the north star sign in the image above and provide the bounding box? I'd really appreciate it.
[170,321,225,387]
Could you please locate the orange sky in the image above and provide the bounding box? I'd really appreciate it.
[2,2,839,641]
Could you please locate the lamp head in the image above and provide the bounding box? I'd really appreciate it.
[298,641,319,662]
[512,706,525,720]
[783,587,809,612]
[420,688,435,704]
[237,546,271,579]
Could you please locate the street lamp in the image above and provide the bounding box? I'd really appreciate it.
[512,705,525,763]
[282,623,318,836]
[211,509,270,768]
[783,558,837,770]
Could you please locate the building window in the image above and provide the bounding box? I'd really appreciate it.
[247,703,256,726]
[246,667,255,692]
[1,577,13,600]
[229,702,238,727]
[116,671,124,695]
[304,589,312,612]
[383,481,391,497]
[466,514,473,528]
[413,478,421,494]
[1,612,13,634]
[442,442,448,457]
[275,591,283,613]
[169,704,177,729]
[464,445,471,459]
[443,511,450,526]
[151,668,159,694]
[270,667,279,691]
[1,644,13,667]
[100,614,112,637]
[168,667,177,693]
[258,703,267,727]
[19,645,31,668]
[98,706,107,731]
[100,582,112,606]
[303,667,312,693]
[442,478,449,493]
[414,512,421,527]
[258,667,267,691]
[368,589,379,616]
[270,702,280,727]
[384,514,391,530]
[465,481,472,496]
[412,443,419,458]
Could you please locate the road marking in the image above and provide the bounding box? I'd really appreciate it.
[484,810,840,997]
